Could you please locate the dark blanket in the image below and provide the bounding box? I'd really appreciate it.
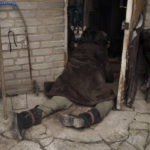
[48,43,116,106]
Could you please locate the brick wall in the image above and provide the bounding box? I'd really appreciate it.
[144,0,150,29]
[0,0,66,94]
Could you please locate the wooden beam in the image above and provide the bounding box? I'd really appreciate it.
[0,26,7,119]
[83,0,87,27]
[131,0,146,29]
[117,0,133,110]
[64,0,68,65]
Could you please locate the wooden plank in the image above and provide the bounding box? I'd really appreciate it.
[131,0,146,29]
[117,0,146,109]
[64,0,68,65]
[83,0,88,27]
[117,0,133,110]
[0,27,7,119]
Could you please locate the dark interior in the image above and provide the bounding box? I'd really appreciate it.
[68,0,127,58]
[91,0,126,58]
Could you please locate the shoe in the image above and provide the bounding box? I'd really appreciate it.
[59,114,85,128]
[13,106,43,140]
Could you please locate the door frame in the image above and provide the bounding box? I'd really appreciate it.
[64,0,146,109]
[117,0,146,109]
[64,0,68,65]
[117,0,133,109]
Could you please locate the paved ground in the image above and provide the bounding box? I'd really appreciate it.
[0,88,150,150]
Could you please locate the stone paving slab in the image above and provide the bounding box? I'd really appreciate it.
[110,142,121,150]
[127,130,148,150]
[94,111,136,143]
[0,105,13,134]
[0,90,150,150]
[10,141,42,150]
[129,121,149,130]
[44,139,111,150]
[118,142,137,150]
[146,144,150,150]
[135,113,150,124]
[0,136,17,150]
[25,113,103,143]
[39,137,53,147]
[134,99,150,113]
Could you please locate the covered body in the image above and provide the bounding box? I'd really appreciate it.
[47,30,116,106]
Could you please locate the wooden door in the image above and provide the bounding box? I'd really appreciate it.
[117,0,146,109]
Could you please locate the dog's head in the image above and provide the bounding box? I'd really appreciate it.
[70,26,86,41]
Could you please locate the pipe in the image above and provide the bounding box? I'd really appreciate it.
[0,1,18,7]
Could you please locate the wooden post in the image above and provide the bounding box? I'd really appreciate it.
[117,0,133,110]
[64,0,68,65]
[83,0,87,27]
[0,27,7,119]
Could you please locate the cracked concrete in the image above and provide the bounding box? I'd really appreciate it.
[0,88,150,150]
[10,141,43,150]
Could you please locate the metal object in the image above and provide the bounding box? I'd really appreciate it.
[121,21,129,30]
[8,30,17,52]
[33,80,40,96]
[0,27,7,119]
[0,2,34,92]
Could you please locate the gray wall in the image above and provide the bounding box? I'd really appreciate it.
[0,0,66,94]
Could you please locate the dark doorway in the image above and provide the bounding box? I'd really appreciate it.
[68,0,84,27]
[67,0,128,97]
[67,0,127,58]
[88,0,127,58]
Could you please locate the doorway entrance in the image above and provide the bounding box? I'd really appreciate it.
[67,0,127,58]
